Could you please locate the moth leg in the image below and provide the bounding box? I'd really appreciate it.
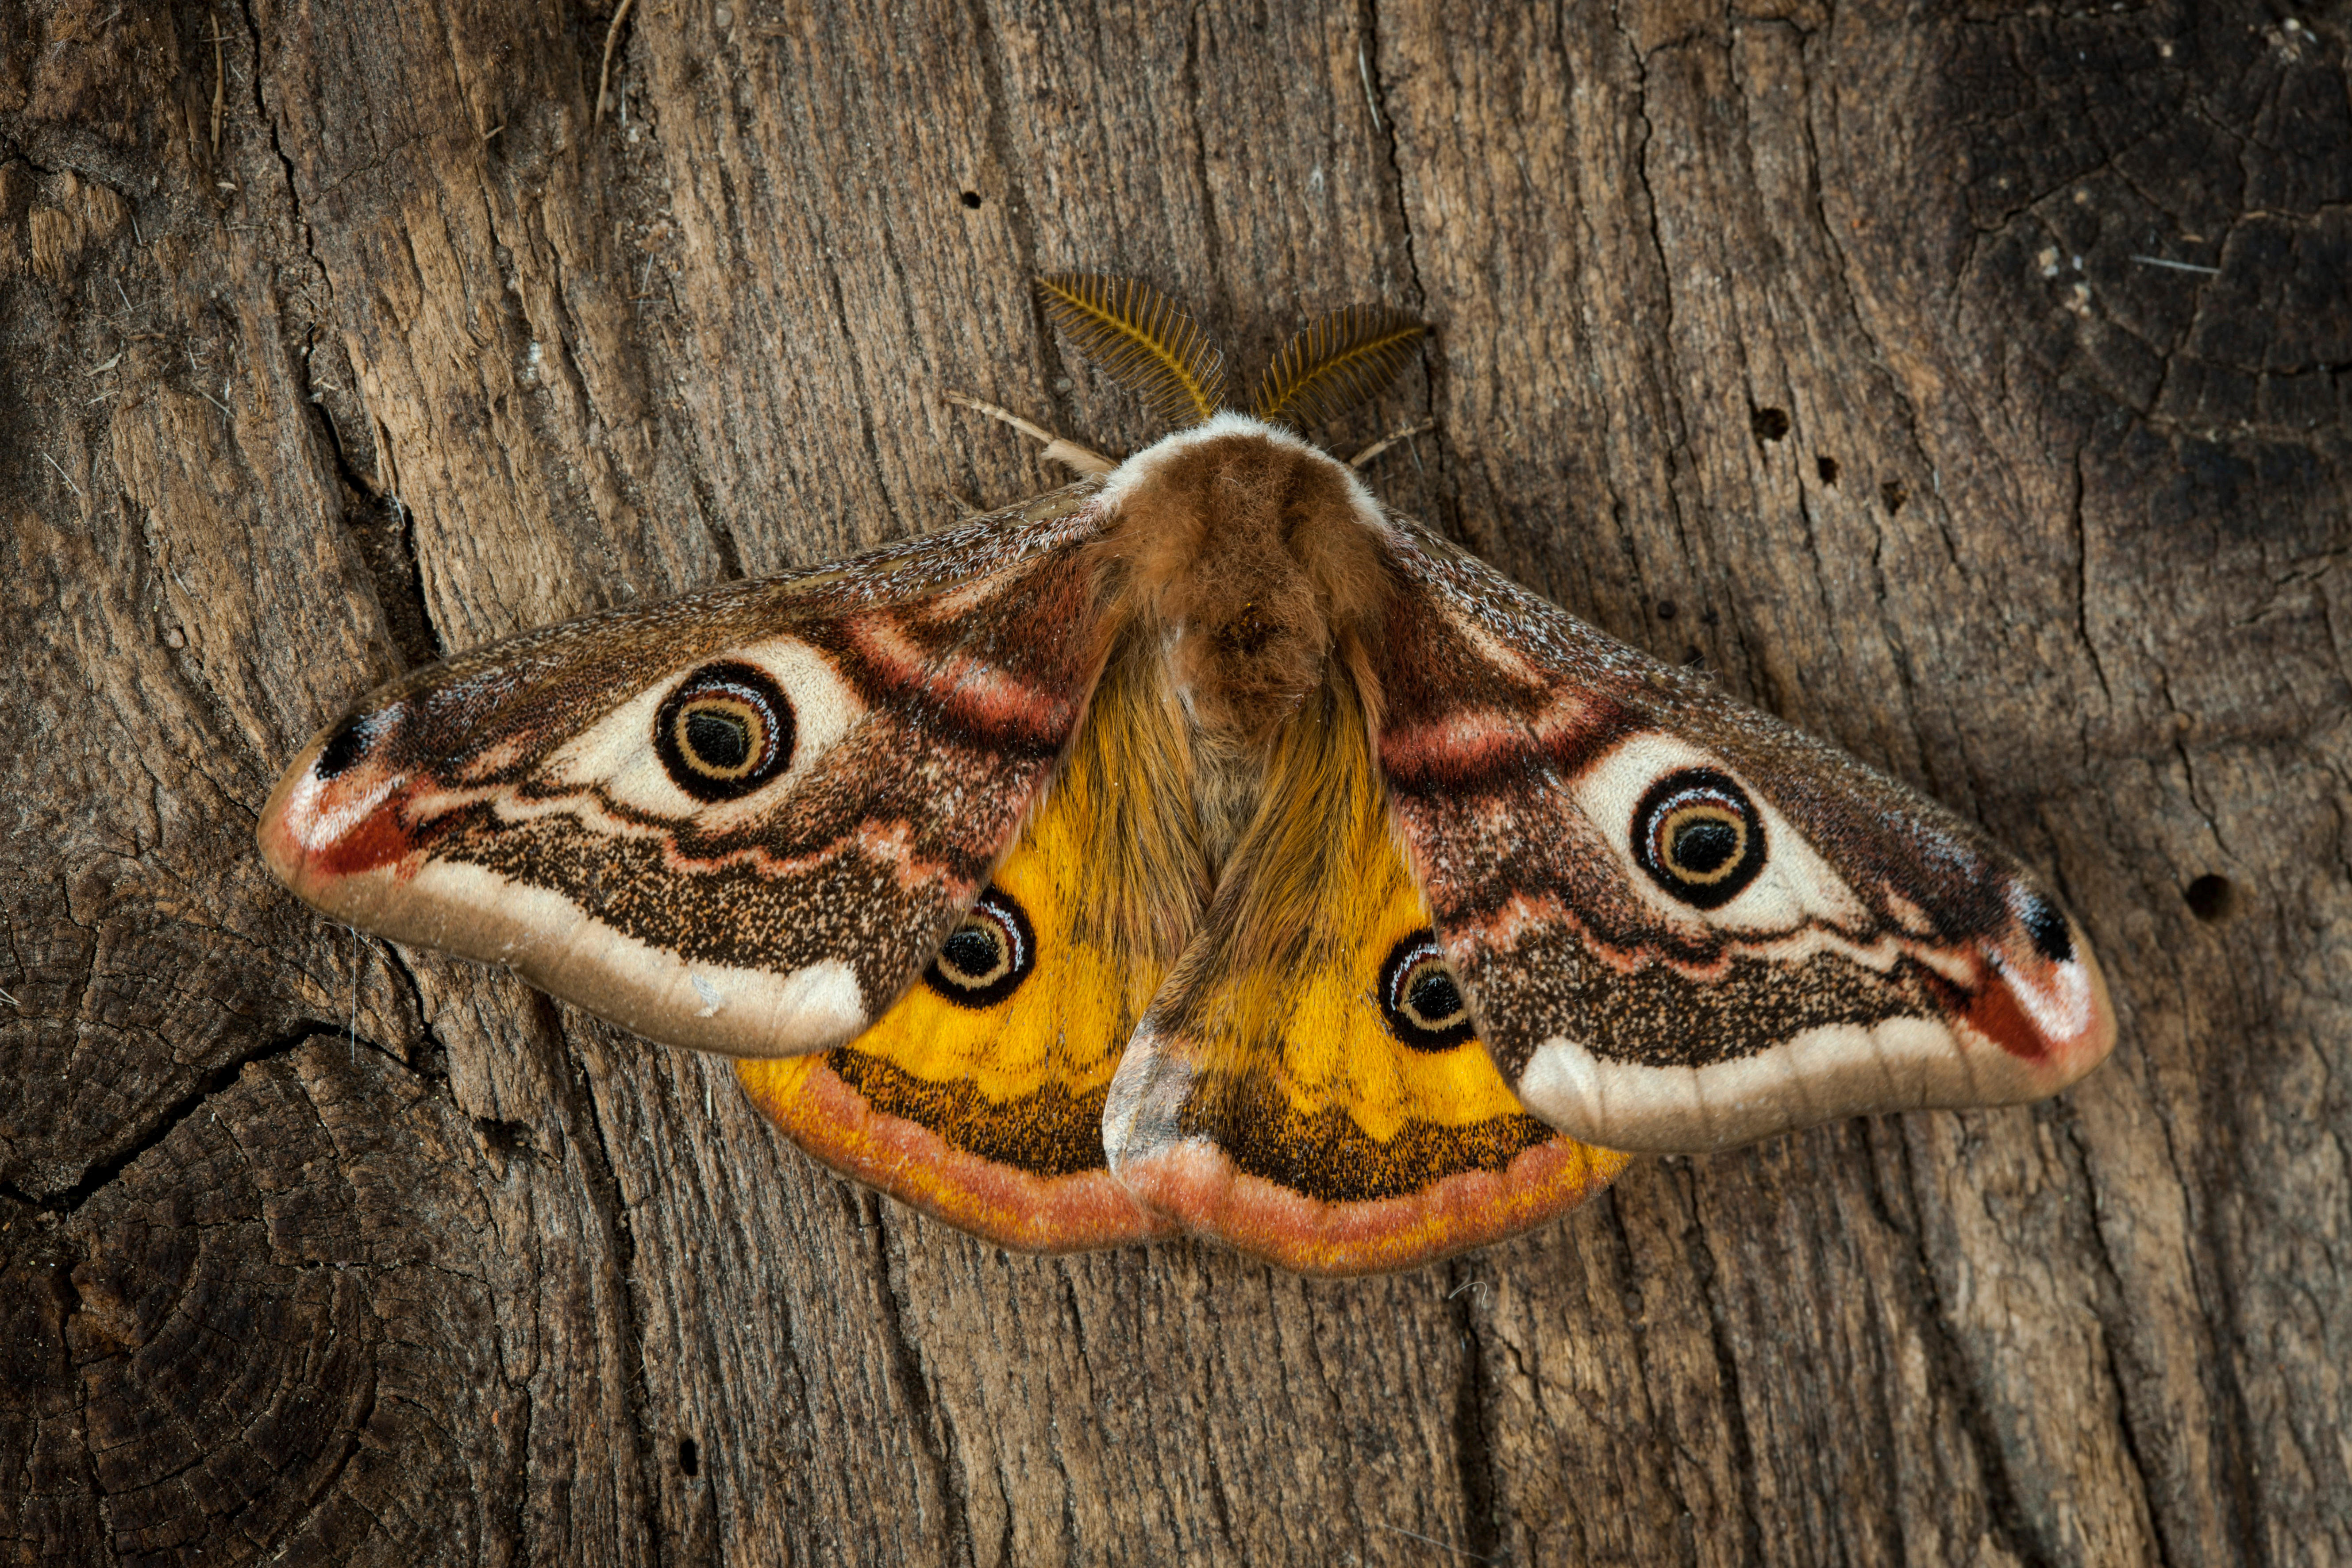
[944,389,1117,478]
[1346,420,1436,470]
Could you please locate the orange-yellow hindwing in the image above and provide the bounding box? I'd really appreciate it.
[1105,682,1628,1274]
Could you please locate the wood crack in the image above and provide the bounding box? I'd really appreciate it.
[0,1021,393,1215]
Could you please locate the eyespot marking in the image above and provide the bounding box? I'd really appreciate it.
[2022,895,2075,962]
[1379,930,1475,1052]
[316,708,392,779]
[1633,767,1767,909]
[654,662,796,802]
[922,886,1036,1009]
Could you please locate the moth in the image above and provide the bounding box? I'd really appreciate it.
[259,274,2116,1275]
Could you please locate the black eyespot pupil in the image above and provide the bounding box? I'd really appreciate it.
[1407,970,1462,1022]
[921,887,1037,1009]
[1671,817,1739,875]
[685,709,751,770]
[1378,931,1476,1052]
[938,926,1000,979]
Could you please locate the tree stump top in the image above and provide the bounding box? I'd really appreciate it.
[2,5,2346,1564]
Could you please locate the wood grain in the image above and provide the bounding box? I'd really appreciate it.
[3,2,2345,1563]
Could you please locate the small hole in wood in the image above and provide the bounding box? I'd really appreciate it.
[678,1437,700,1476]
[476,1117,532,1157]
[1750,406,1790,442]
[2183,874,2236,924]
[960,190,983,209]
[1655,599,1677,621]
[1816,455,1840,484]
[1879,479,1908,514]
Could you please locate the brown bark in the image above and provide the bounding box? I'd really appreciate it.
[3,2,2346,1563]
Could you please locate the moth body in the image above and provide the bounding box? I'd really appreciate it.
[257,275,2117,1275]
[1093,414,1391,865]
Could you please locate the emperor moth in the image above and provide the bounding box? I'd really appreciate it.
[260,275,2114,1275]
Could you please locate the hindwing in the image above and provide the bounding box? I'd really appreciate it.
[737,634,1203,1251]
[1104,680,1628,1274]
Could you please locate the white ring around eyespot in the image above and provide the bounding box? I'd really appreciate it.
[543,635,866,826]
[1571,733,1871,936]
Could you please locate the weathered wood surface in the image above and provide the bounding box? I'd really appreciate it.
[3,3,2346,1563]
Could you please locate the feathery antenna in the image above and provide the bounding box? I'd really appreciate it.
[1035,274,1229,429]
[1249,304,1426,430]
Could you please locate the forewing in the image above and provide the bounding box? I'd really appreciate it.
[1369,520,2117,1154]
[259,487,1114,1059]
